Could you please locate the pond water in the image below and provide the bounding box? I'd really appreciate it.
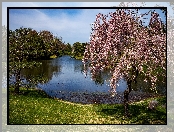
[17,55,166,104]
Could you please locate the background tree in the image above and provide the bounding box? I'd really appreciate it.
[72,42,87,59]
[51,36,65,57]
[38,30,55,59]
[9,27,67,94]
[64,43,72,55]
[9,27,42,94]
[82,9,166,116]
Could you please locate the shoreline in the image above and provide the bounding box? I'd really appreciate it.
[43,89,164,105]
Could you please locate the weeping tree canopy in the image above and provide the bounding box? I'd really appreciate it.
[83,9,166,96]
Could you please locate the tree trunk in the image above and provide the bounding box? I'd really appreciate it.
[14,69,21,94]
[124,78,132,117]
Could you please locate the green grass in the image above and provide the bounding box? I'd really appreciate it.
[50,54,57,59]
[71,55,83,60]
[9,87,166,124]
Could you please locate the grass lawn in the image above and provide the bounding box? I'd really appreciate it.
[9,87,166,124]
[71,55,83,60]
[50,54,57,59]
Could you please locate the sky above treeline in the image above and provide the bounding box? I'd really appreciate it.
[3,2,172,45]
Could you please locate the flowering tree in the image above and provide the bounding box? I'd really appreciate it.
[82,9,166,116]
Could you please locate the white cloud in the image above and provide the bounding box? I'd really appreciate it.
[8,7,119,44]
[3,2,172,45]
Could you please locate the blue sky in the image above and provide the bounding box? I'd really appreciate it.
[8,8,123,44]
[3,2,172,45]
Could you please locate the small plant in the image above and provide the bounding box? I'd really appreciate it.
[147,100,158,110]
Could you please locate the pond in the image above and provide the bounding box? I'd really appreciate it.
[17,55,166,104]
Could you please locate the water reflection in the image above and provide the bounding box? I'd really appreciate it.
[20,56,128,93]
[74,61,84,73]
[18,55,166,104]
[20,59,61,85]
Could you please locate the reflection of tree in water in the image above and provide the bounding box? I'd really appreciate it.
[82,63,165,94]
[50,59,62,78]
[91,71,105,85]
[74,63,84,73]
[73,60,106,85]
[20,59,61,86]
[73,60,111,86]
[91,69,112,86]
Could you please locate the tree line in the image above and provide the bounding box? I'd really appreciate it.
[8,26,88,94]
[9,27,88,60]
